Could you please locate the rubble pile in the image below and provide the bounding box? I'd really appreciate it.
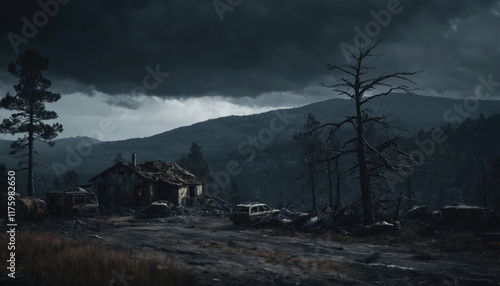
[99,202,137,216]
[253,201,397,235]
[250,211,295,229]
[199,195,232,216]
[134,195,233,219]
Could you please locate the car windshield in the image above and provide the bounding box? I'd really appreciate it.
[86,195,97,204]
[233,206,249,213]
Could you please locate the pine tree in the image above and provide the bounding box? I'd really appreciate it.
[294,113,323,211]
[178,142,211,185]
[0,49,63,196]
[113,152,124,164]
[53,169,80,192]
[0,164,7,195]
[229,178,241,205]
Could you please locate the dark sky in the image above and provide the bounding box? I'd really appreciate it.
[0,0,499,140]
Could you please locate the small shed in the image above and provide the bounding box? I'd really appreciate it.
[89,155,202,206]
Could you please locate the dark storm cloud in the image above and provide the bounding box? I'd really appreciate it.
[0,0,498,104]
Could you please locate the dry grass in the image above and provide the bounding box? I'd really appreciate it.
[0,231,190,286]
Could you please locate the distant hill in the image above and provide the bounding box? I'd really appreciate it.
[1,93,500,196]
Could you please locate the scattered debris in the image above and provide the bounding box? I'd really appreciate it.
[353,221,396,237]
[201,195,232,213]
[251,212,294,229]
[400,205,428,220]
[440,205,488,227]
[441,205,486,220]
[356,252,381,264]
[100,202,136,216]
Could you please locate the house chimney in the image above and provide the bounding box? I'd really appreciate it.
[132,153,137,167]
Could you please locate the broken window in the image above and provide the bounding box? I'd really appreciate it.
[251,206,258,213]
[233,206,249,213]
[86,194,97,204]
[136,186,145,197]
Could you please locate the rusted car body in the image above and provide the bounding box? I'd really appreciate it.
[45,188,99,216]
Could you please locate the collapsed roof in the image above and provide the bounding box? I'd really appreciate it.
[90,160,202,186]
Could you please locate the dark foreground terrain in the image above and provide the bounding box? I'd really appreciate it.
[79,214,500,285]
[2,213,500,285]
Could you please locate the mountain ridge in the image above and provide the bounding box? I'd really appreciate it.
[2,93,500,195]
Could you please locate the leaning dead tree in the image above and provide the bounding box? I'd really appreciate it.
[320,40,422,225]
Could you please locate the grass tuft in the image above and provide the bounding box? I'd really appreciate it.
[0,230,190,286]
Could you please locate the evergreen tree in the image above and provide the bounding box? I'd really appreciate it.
[229,178,241,205]
[0,164,7,195]
[53,169,80,191]
[0,49,63,196]
[113,152,124,164]
[178,142,211,187]
[294,113,323,211]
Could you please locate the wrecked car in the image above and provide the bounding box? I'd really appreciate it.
[139,200,174,218]
[45,188,99,216]
[229,202,278,224]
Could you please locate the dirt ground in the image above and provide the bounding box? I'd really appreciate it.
[63,214,500,286]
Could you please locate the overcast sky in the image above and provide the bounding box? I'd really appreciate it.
[0,0,499,141]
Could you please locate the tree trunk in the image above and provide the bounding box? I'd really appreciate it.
[27,106,34,197]
[327,160,333,210]
[311,170,316,211]
[335,158,341,211]
[356,94,373,225]
[482,160,487,207]
[497,169,500,211]
[407,175,412,209]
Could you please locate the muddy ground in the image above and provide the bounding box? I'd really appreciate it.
[49,213,498,286]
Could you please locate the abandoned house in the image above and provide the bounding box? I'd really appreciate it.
[89,154,203,206]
